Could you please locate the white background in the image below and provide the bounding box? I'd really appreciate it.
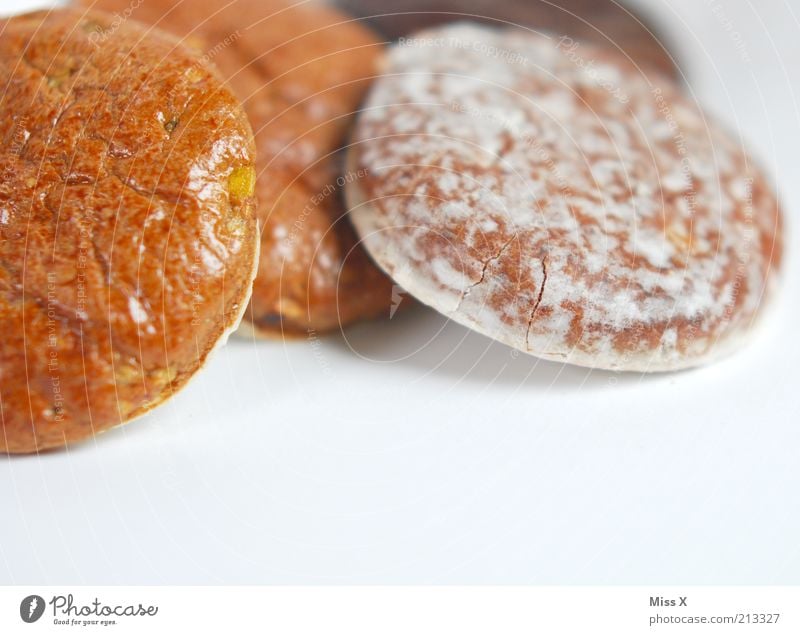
[0,0,798,585]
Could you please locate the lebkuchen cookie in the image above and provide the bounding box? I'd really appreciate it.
[76,0,397,337]
[0,9,259,453]
[346,24,783,372]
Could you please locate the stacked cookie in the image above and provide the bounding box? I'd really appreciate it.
[76,0,397,336]
[0,2,783,452]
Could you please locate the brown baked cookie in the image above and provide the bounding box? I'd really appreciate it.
[332,0,678,79]
[0,9,258,453]
[76,0,396,337]
[347,24,783,372]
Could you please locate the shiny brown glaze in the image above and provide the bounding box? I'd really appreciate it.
[77,0,397,336]
[332,0,679,79]
[0,9,258,453]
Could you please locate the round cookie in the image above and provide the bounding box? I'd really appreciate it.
[0,9,259,453]
[332,0,678,79]
[76,0,397,336]
[347,23,783,372]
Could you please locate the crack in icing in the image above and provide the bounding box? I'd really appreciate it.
[526,257,548,352]
[456,231,519,311]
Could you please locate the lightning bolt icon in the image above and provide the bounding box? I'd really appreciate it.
[390,284,405,319]
[28,597,38,618]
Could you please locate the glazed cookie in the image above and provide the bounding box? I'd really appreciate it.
[0,9,259,453]
[347,23,783,372]
[333,0,678,79]
[77,0,396,336]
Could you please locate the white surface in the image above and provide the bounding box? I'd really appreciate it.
[1,0,799,585]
